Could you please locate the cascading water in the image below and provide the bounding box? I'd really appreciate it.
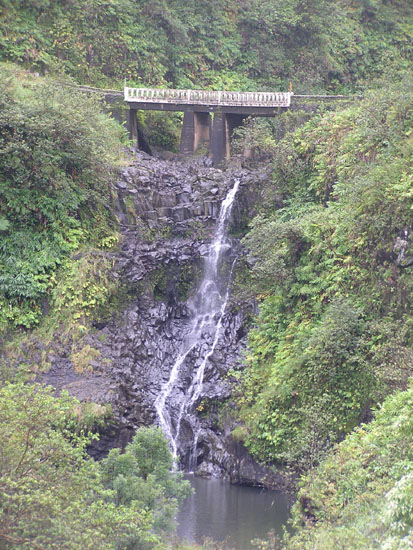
[154,179,240,464]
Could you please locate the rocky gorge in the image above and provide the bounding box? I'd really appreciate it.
[34,151,287,489]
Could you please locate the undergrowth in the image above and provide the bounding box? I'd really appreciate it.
[233,73,413,471]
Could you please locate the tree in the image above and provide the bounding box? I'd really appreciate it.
[0,383,158,550]
[101,427,192,543]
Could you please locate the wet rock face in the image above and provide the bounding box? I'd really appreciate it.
[104,153,263,472]
[116,152,235,234]
[42,151,281,487]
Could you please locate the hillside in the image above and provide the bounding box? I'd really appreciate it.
[230,72,413,548]
[283,382,413,549]
[1,0,412,92]
[233,75,413,471]
[0,65,123,333]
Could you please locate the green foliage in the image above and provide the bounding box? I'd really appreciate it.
[143,111,183,152]
[0,65,124,332]
[235,74,413,468]
[0,0,411,91]
[101,426,192,541]
[232,112,315,164]
[240,299,374,469]
[232,118,278,161]
[0,383,159,550]
[51,250,119,323]
[281,383,413,549]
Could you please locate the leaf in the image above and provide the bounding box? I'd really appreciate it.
[0,217,10,231]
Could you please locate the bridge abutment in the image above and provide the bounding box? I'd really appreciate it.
[127,108,138,142]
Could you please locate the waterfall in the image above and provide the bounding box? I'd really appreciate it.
[154,179,240,463]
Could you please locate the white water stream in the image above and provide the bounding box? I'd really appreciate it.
[154,179,240,461]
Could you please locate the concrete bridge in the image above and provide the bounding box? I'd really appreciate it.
[125,87,294,165]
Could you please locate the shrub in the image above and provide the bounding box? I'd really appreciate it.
[0,65,124,331]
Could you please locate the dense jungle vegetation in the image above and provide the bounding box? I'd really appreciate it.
[0,65,123,332]
[0,0,412,93]
[0,383,192,549]
[0,0,412,548]
[232,73,413,548]
[236,75,413,469]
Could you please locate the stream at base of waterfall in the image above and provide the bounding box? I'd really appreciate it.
[155,179,240,466]
[177,475,291,550]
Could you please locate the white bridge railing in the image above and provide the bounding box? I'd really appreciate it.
[124,87,292,107]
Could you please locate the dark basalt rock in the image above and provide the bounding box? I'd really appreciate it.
[37,151,285,488]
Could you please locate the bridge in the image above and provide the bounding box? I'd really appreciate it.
[125,87,293,165]
[124,87,354,165]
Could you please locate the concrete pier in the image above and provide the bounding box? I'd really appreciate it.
[179,111,211,155]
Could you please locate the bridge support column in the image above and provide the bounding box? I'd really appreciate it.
[210,113,229,166]
[127,108,138,141]
[126,108,152,154]
[211,113,246,166]
[179,111,211,155]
